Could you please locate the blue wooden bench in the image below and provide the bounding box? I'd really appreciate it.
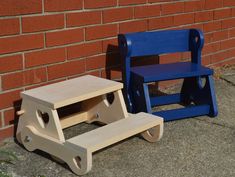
[118,29,218,121]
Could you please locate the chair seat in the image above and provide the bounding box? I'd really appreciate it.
[131,62,213,82]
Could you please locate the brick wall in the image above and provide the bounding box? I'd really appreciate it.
[0,0,235,140]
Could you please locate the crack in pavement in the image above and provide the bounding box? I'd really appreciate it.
[220,76,235,87]
[194,117,235,130]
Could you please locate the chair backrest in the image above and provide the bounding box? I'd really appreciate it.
[118,29,204,63]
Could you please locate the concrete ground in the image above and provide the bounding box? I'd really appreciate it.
[0,66,235,177]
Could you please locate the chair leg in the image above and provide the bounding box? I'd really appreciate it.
[123,88,134,113]
[132,82,152,114]
[205,75,218,117]
[180,75,218,117]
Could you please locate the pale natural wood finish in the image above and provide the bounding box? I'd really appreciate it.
[16,75,164,175]
[60,111,88,129]
[16,99,65,142]
[82,90,128,124]
[21,75,123,109]
[16,110,25,116]
[20,125,92,175]
[67,112,163,153]
[141,124,163,142]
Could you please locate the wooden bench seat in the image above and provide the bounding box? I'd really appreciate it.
[21,75,123,109]
[131,62,213,82]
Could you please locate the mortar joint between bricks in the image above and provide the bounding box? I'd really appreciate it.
[42,0,45,13]
[0,111,4,128]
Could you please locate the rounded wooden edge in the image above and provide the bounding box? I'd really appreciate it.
[141,124,163,143]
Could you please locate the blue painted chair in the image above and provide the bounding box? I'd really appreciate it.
[118,29,218,121]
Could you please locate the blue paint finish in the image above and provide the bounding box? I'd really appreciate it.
[153,105,210,121]
[118,28,218,121]
[150,94,181,106]
[131,62,213,82]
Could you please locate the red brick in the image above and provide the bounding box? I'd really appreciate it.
[205,30,228,43]
[214,9,231,20]
[159,53,181,64]
[86,24,118,41]
[0,0,42,16]
[0,113,2,127]
[159,79,183,90]
[229,28,235,37]
[0,126,14,141]
[0,34,44,55]
[103,8,133,23]
[212,58,235,67]
[0,18,20,36]
[148,0,168,2]
[0,55,23,74]
[119,0,146,6]
[102,38,119,53]
[203,42,221,55]
[186,24,204,30]
[148,16,174,30]
[4,109,15,126]
[221,38,235,50]
[25,48,66,68]
[84,0,117,9]
[67,41,102,60]
[134,5,160,18]
[2,68,47,90]
[184,0,204,12]
[181,52,191,61]
[120,20,147,33]
[101,67,122,80]
[202,55,211,66]
[222,18,235,29]
[67,11,101,27]
[205,0,223,9]
[25,78,66,90]
[211,50,229,63]
[86,55,106,71]
[223,0,235,6]
[44,0,82,12]
[195,11,213,22]
[228,48,235,58]
[161,2,184,15]
[46,28,84,47]
[203,21,221,32]
[232,8,235,16]
[22,14,64,33]
[48,60,85,80]
[85,70,100,77]
[0,90,21,109]
[174,13,194,26]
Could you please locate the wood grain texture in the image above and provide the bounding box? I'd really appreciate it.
[21,75,123,109]
[67,112,163,153]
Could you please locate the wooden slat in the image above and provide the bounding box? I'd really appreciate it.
[150,93,181,106]
[131,62,213,82]
[60,111,88,129]
[153,104,210,121]
[21,75,123,109]
[66,112,163,153]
